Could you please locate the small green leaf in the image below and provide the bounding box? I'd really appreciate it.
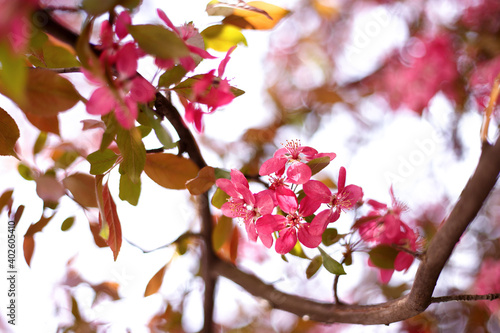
[0,43,27,102]
[61,216,75,231]
[17,163,33,181]
[212,215,233,251]
[87,149,118,175]
[289,241,309,259]
[117,126,146,183]
[318,247,345,275]
[211,187,229,209]
[368,245,398,270]
[306,156,331,176]
[29,42,80,68]
[119,0,141,9]
[128,25,189,59]
[158,66,188,88]
[306,255,323,279]
[100,114,118,151]
[201,24,247,52]
[119,173,141,206]
[33,131,47,156]
[321,228,338,247]
[214,168,231,179]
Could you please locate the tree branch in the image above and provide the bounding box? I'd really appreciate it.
[431,293,500,304]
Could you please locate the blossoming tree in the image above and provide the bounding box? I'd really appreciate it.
[1,0,500,331]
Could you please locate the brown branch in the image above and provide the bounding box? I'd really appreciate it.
[431,293,500,304]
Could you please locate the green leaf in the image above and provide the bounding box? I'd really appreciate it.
[87,149,118,175]
[28,34,80,68]
[306,255,323,279]
[119,0,142,9]
[201,24,247,52]
[76,18,99,73]
[0,107,20,157]
[116,126,146,183]
[289,241,309,259]
[17,163,33,181]
[143,108,175,149]
[211,187,229,209]
[82,0,119,15]
[368,245,398,270]
[158,65,188,88]
[318,247,345,275]
[100,114,119,151]
[212,215,233,251]
[144,153,199,190]
[119,173,141,206]
[321,228,338,247]
[214,168,231,179]
[61,216,75,231]
[306,156,331,176]
[0,43,27,102]
[33,131,47,156]
[128,25,189,59]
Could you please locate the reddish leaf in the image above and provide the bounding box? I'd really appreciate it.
[91,281,120,301]
[63,173,98,208]
[0,107,20,157]
[0,189,13,214]
[23,235,34,267]
[97,180,122,261]
[25,214,54,237]
[144,264,168,297]
[35,174,65,203]
[25,113,60,135]
[186,166,216,195]
[144,153,199,190]
[89,222,108,248]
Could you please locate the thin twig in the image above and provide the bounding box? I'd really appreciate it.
[44,67,81,73]
[431,293,500,304]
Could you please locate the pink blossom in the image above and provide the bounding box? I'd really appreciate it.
[216,169,275,246]
[304,167,363,235]
[84,15,156,129]
[373,33,459,114]
[357,188,419,283]
[474,258,500,313]
[259,140,336,184]
[256,195,321,254]
[0,0,38,53]
[469,56,500,109]
[461,0,500,33]
[155,9,215,72]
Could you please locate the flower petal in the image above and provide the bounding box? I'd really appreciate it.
[338,166,346,193]
[394,251,414,271]
[297,224,322,248]
[86,87,116,116]
[129,77,156,103]
[275,228,297,254]
[259,157,286,176]
[309,210,332,235]
[286,162,312,184]
[303,180,331,203]
[276,186,297,214]
[256,214,285,235]
[215,178,239,198]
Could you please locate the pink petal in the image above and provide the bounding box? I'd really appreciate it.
[341,185,363,209]
[116,43,139,78]
[297,224,322,248]
[378,268,394,284]
[338,167,346,193]
[187,44,216,59]
[115,11,132,39]
[215,178,240,198]
[303,180,331,203]
[193,71,215,96]
[221,201,240,218]
[155,57,175,69]
[394,251,414,271]
[309,210,332,235]
[157,9,178,33]
[259,157,286,176]
[230,169,248,188]
[129,77,156,103]
[235,183,255,206]
[254,190,275,215]
[115,97,138,129]
[314,152,337,161]
[276,186,297,214]
[256,214,285,235]
[298,146,318,160]
[298,195,320,217]
[179,56,196,72]
[275,228,297,254]
[246,221,258,242]
[259,232,274,248]
[86,87,116,115]
[218,45,236,77]
[286,162,312,184]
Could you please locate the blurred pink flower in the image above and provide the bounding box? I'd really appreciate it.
[474,258,500,313]
[469,56,500,109]
[0,0,38,53]
[374,33,459,114]
[461,0,500,33]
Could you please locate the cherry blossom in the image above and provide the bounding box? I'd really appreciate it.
[259,139,336,184]
[304,167,363,235]
[0,0,38,53]
[216,169,275,247]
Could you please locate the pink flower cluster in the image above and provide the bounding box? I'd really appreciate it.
[461,0,500,33]
[216,140,363,255]
[374,33,459,114]
[357,188,420,283]
[469,56,500,109]
[84,11,155,129]
[0,0,38,53]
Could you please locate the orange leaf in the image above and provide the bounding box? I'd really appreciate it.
[23,235,34,267]
[229,226,240,263]
[186,166,216,195]
[25,113,60,135]
[144,264,167,297]
[100,182,122,261]
[0,107,20,157]
[89,221,108,248]
[35,174,65,203]
[63,173,98,208]
[144,153,199,190]
[223,1,290,30]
